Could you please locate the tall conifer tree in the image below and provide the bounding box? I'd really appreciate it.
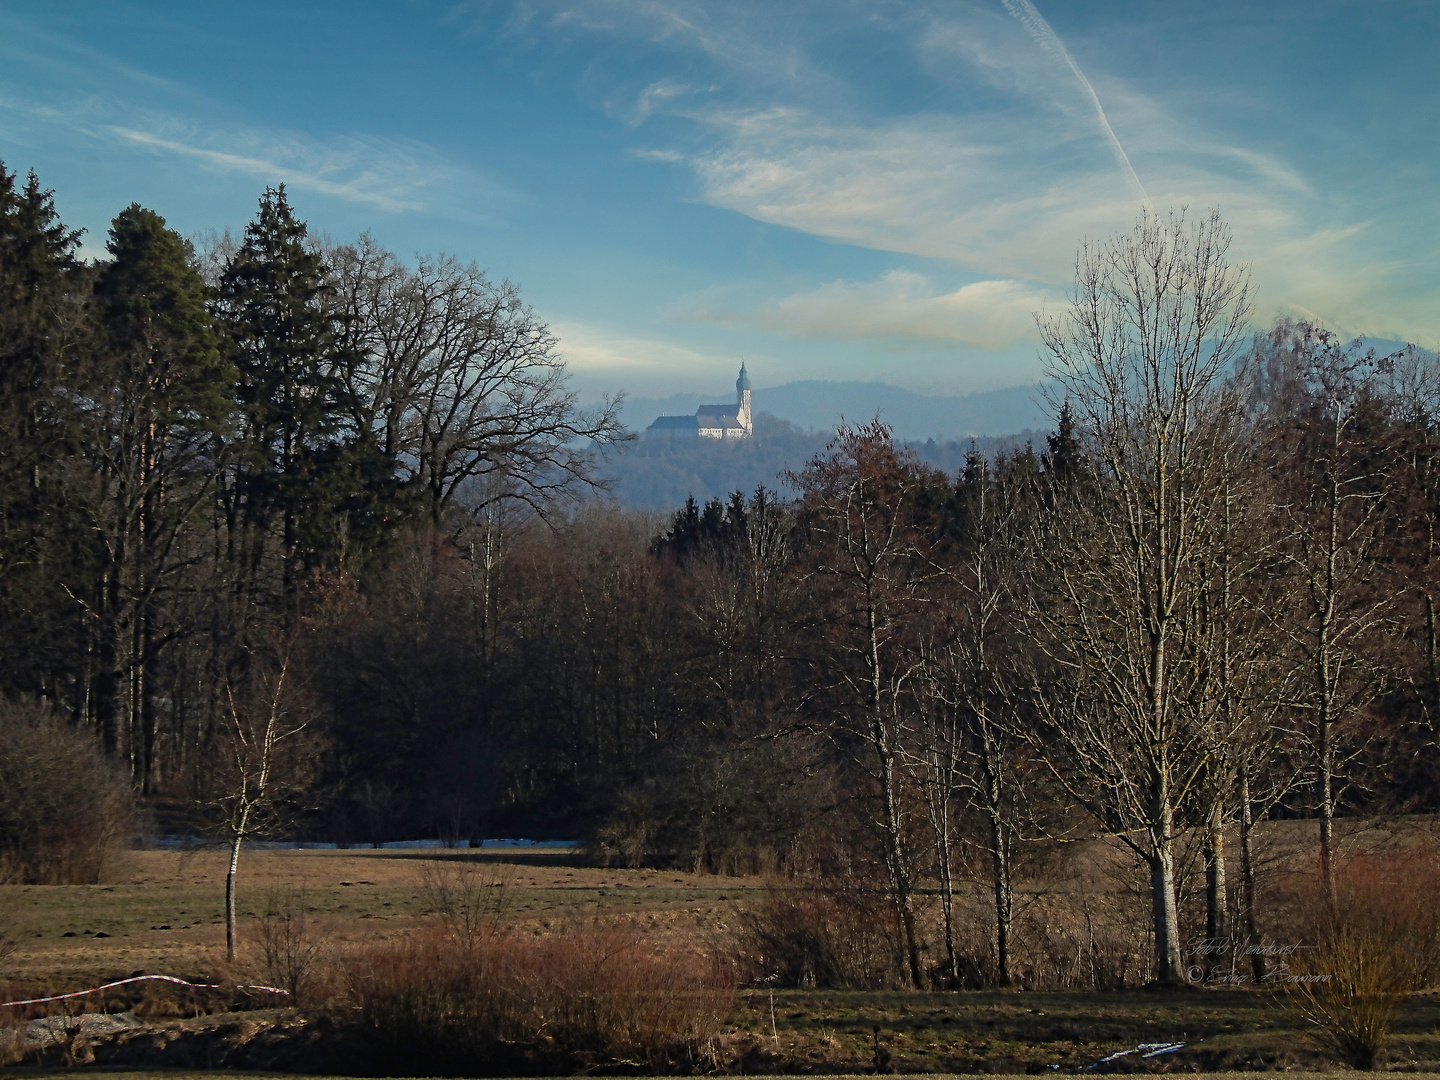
[0,162,89,703]
[87,204,232,783]
[215,187,349,610]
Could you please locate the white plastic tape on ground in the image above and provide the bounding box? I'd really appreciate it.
[0,973,289,1008]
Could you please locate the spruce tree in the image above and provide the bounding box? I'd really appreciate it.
[215,186,349,609]
[0,162,90,703]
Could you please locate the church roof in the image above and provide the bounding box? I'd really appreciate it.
[648,414,699,430]
[696,404,739,420]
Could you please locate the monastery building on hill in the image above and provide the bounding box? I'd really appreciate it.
[646,363,753,440]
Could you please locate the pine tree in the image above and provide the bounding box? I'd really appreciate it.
[86,204,233,784]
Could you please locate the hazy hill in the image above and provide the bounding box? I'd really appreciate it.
[621,380,1049,443]
[599,414,821,510]
[600,413,1046,510]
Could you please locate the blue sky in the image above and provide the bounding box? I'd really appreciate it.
[2,1,1436,405]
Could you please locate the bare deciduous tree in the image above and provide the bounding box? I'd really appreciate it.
[1379,345,1440,801]
[1025,208,1251,984]
[1259,323,1402,898]
[328,237,629,520]
[916,448,1035,987]
[1187,398,1297,973]
[792,423,940,988]
[209,644,320,961]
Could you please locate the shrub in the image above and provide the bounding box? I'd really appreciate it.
[0,699,134,884]
[1286,851,1440,1070]
[341,922,733,1075]
[738,881,908,989]
[1009,885,1153,990]
[418,857,512,946]
[257,888,325,1007]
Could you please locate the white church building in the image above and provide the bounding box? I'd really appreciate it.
[646,363,754,440]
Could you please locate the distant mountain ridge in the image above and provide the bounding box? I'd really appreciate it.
[603,337,1440,510]
[622,380,1050,443]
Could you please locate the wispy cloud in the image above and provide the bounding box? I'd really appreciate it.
[625,79,697,125]
[108,126,442,212]
[553,319,727,372]
[689,271,1049,352]
[519,1,1439,348]
[553,318,757,398]
[686,107,1144,281]
[474,0,851,109]
[0,11,193,99]
[0,39,495,218]
[680,107,1434,340]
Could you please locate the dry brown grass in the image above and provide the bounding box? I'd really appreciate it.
[6,820,1440,1077]
[738,881,907,989]
[1285,850,1440,1070]
[340,921,734,1074]
[0,847,754,989]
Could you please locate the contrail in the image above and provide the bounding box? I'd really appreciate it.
[1000,0,1151,206]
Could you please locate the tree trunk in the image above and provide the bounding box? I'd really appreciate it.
[980,717,1013,987]
[931,768,958,987]
[226,830,243,962]
[1426,590,1440,764]
[877,749,924,988]
[136,428,159,795]
[868,588,923,989]
[1149,795,1183,984]
[938,837,957,987]
[1317,472,1340,907]
[94,550,127,762]
[1204,798,1229,951]
[94,607,123,760]
[1318,710,1335,905]
[138,604,157,794]
[1239,770,1266,982]
[989,808,1013,987]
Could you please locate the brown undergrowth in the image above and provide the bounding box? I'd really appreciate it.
[1285,850,1440,1070]
[338,922,735,1075]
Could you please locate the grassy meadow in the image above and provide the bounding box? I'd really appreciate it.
[3,842,1440,1074]
[2,848,748,984]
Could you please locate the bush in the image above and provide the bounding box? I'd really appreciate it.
[340,922,733,1075]
[738,881,908,989]
[418,857,513,946]
[1286,851,1440,1070]
[0,699,134,884]
[1009,884,1154,990]
[257,888,325,1007]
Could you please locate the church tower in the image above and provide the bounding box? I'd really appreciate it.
[736,362,753,436]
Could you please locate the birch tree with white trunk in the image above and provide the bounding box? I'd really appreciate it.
[212,646,319,962]
[1025,208,1251,985]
